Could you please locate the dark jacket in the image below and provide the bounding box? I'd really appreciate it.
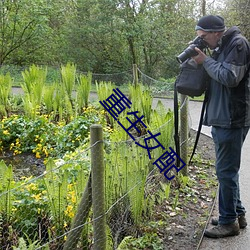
[203,26,250,128]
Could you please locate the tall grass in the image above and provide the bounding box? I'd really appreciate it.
[21,65,47,118]
[43,84,56,114]
[128,83,152,124]
[76,72,92,112]
[0,161,14,222]
[103,84,174,246]
[61,63,76,102]
[96,81,116,127]
[0,73,12,116]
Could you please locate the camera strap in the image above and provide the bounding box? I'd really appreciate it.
[188,91,208,164]
[174,84,208,169]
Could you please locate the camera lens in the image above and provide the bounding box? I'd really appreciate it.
[176,36,208,63]
[176,45,198,63]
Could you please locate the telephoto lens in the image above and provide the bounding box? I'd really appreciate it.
[176,36,208,63]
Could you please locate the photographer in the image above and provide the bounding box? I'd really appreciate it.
[192,15,250,238]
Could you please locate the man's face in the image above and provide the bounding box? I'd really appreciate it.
[196,30,222,49]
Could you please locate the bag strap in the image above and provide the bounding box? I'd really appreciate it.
[188,91,208,164]
[174,81,208,167]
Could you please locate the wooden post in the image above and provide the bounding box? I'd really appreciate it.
[133,64,138,86]
[63,175,92,250]
[180,94,189,175]
[91,124,106,250]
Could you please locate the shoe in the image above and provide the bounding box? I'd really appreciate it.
[204,222,240,238]
[211,214,247,229]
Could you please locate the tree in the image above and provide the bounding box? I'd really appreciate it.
[220,0,250,39]
[0,0,50,65]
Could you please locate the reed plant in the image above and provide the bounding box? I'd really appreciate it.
[21,65,47,118]
[105,120,150,228]
[0,73,12,116]
[43,159,67,222]
[52,82,73,122]
[148,100,174,159]
[96,81,115,102]
[96,81,116,127]
[60,63,76,102]
[43,84,56,114]
[128,83,152,125]
[76,72,92,112]
[0,161,14,222]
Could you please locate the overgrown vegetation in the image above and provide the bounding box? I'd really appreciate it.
[0,65,174,248]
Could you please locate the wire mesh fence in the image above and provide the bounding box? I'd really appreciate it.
[0,65,191,249]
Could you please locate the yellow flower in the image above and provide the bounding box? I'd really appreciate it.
[3,130,9,135]
[36,152,41,159]
[42,147,49,157]
[71,195,76,204]
[32,193,42,201]
[26,183,37,191]
[65,205,74,218]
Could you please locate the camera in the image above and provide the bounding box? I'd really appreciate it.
[176,36,208,64]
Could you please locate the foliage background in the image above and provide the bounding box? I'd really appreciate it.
[0,0,248,80]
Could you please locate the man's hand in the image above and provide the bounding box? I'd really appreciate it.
[192,47,207,64]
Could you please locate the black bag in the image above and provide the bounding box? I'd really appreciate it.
[175,58,208,97]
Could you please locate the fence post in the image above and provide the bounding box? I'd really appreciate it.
[180,94,189,175]
[63,175,92,250]
[133,64,138,86]
[91,124,106,250]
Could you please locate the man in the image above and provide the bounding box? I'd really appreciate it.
[192,15,250,238]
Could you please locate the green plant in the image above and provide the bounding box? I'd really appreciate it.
[0,73,12,117]
[76,72,92,110]
[160,182,171,201]
[43,159,69,222]
[12,176,49,241]
[0,109,101,158]
[148,100,174,159]
[21,65,47,118]
[172,190,179,210]
[60,62,76,102]
[13,233,49,250]
[117,233,163,250]
[96,81,116,127]
[0,161,14,222]
[128,83,153,125]
[43,84,56,114]
[178,173,192,189]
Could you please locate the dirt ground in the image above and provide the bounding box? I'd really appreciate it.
[158,130,217,250]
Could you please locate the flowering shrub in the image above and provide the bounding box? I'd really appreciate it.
[0,105,102,158]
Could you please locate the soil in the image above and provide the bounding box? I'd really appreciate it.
[158,130,217,250]
[0,152,45,180]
